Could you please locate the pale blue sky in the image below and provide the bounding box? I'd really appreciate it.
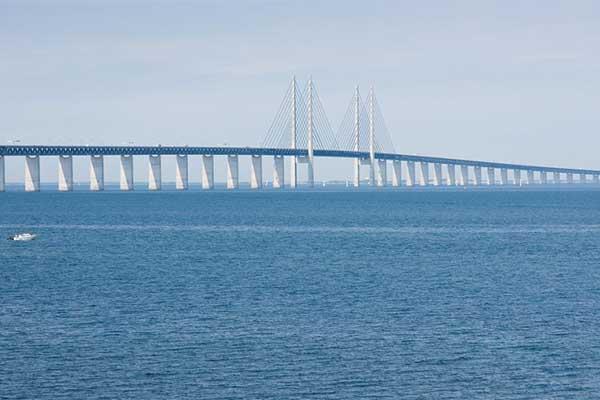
[1,0,599,182]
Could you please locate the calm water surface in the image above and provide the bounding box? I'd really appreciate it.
[2,190,600,399]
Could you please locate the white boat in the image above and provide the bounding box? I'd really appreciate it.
[8,233,37,241]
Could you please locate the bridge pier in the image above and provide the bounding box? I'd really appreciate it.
[297,155,312,186]
[432,163,442,186]
[0,155,5,192]
[58,155,73,192]
[376,160,386,187]
[540,171,547,185]
[553,172,560,184]
[295,156,314,187]
[580,173,586,184]
[250,155,262,189]
[406,161,416,186]
[526,170,534,185]
[273,155,284,188]
[226,155,239,189]
[446,164,456,186]
[90,155,104,191]
[25,156,40,192]
[514,170,522,185]
[594,174,599,184]
[176,155,188,190]
[459,165,468,186]
[500,168,508,185]
[307,158,315,188]
[474,166,482,186]
[353,158,360,188]
[120,155,134,191]
[419,162,429,186]
[359,158,371,185]
[202,155,214,190]
[369,161,376,187]
[391,160,401,187]
[148,155,161,191]
[25,155,40,192]
[290,156,297,189]
[567,172,573,184]
[487,167,495,185]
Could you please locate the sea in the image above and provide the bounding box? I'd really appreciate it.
[2,187,600,399]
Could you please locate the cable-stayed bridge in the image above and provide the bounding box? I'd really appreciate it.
[0,77,598,192]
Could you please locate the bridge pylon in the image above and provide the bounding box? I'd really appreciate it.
[353,85,360,187]
[261,76,338,188]
[290,76,297,188]
[307,77,314,187]
[336,84,395,187]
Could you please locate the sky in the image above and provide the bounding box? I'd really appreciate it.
[1,0,599,183]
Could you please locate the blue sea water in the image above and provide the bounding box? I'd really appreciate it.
[2,189,600,399]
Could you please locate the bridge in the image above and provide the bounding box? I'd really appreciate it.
[1,77,598,192]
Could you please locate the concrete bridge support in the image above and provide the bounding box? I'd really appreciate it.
[0,155,4,192]
[406,161,416,186]
[391,160,401,187]
[25,155,40,192]
[540,171,547,185]
[446,164,456,186]
[273,155,284,188]
[487,167,495,185]
[500,168,508,185]
[432,163,442,186]
[359,158,371,185]
[353,158,360,188]
[290,156,298,189]
[567,173,573,184]
[307,158,314,188]
[377,160,387,187]
[120,155,134,191]
[419,162,429,186]
[553,172,560,184]
[474,166,482,186]
[594,175,599,184]
[148,155,161,191]
[58,155,73,192]
[250,155,262,189]
[202,155,214,190]
[369,161,376,187]
[294,156,314,188]
[226,155,239,189]
[296,155,311,186]
[580,173,586,184]
[175,155,188,190]
[514,170,522,186]
[459,165,468,186]
[526,170,534,185]
[90,155,104,191]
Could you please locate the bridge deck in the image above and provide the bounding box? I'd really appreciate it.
[0,145,598,175]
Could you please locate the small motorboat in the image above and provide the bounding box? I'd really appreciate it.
[7,233,37,241]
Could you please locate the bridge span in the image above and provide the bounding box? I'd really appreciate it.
[0,145,598,192]
[1,77,597,192]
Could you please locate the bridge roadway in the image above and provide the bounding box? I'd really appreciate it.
[1,145,598,175]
